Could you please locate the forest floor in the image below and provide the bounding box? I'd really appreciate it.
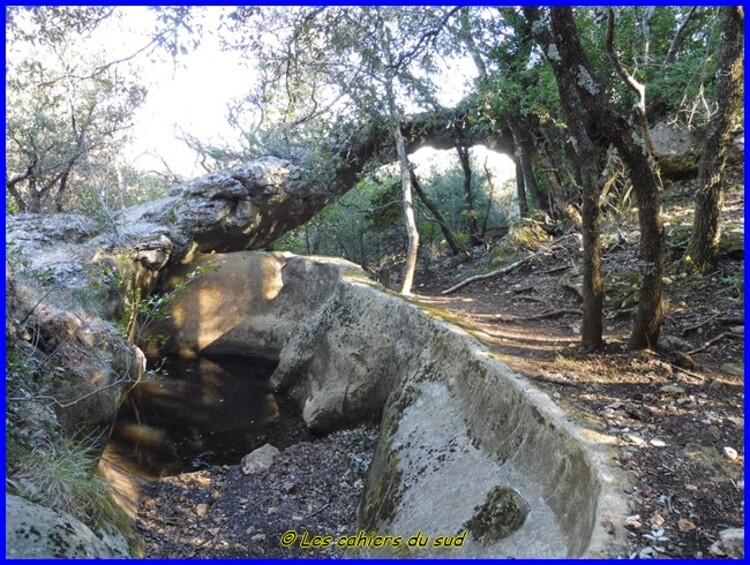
[411,172,745,559]
[132,174,743,559]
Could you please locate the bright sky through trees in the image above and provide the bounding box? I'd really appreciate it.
[9,6,515,182]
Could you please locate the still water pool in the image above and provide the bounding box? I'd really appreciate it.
[107,355,312,477]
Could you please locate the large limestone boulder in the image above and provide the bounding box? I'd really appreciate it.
[156,252,627,557]
[650,121,701,179]
[269,269,626,557]
[649,121,744,180]
[143,251,362,359]
[5,494,131,558]
[272,282,432,431]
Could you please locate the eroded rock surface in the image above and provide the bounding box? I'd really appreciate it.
[155,251,628,557]
[6,275,145,439]
[143,252,359,359]
[5,494,131,558]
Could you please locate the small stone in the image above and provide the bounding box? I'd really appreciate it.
[239,498,248,504]
[660,384,685,394]
[626,434,646,446]
[650,513,665,527]
[195,503,209,518]
[267,506,279,515]
[707,426,722,440]
[242,443,280,476]
[209,527,220,536]
[292,515,304,522]
[729,326,743,334]
[650,438,667,447]
[624,515,642,530]
[251,533,266,543]
[678,518,696,532]
[685,484,698,491]
[723,446,739,461]
[718,527,744,558]
[211,489,221,500]
[659,335,691,352]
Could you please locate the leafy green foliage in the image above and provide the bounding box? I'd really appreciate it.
[116,264,208,346]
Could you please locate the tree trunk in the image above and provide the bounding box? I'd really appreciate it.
[54,169,71,212]
[686,7,744,273]
[526,8,603,350]
[6,180,27,212]
[456,145,481,246]
[507,119,548,213]
[547,7,665,350]
[410,168,465,256]
[535,132,579,224]
[514,158,529,218]
[388,94,420,296]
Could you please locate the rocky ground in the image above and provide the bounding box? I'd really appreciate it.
[131,174,743,559]
[135,426,379,558]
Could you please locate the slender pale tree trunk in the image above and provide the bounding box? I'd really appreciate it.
[386,85,419,296]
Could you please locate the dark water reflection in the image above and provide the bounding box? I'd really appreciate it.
[108,355,312,477]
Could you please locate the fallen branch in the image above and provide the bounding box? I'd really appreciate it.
[515,308,582,321]
[686,332,742,356]
[670,364,707,383]
[682,314,718,336]
[518,295,547,304]
[441,234,577,295]
[541,264,571,275]
[305,502,331,519]
[536,373,577,386]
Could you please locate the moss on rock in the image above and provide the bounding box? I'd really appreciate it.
[464,486,529,544]
[489,219,551,269]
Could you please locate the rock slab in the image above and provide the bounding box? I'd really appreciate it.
[5,494,131,558]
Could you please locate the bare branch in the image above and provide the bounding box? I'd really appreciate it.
[664,7,700,66]
[605,8,654,156]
